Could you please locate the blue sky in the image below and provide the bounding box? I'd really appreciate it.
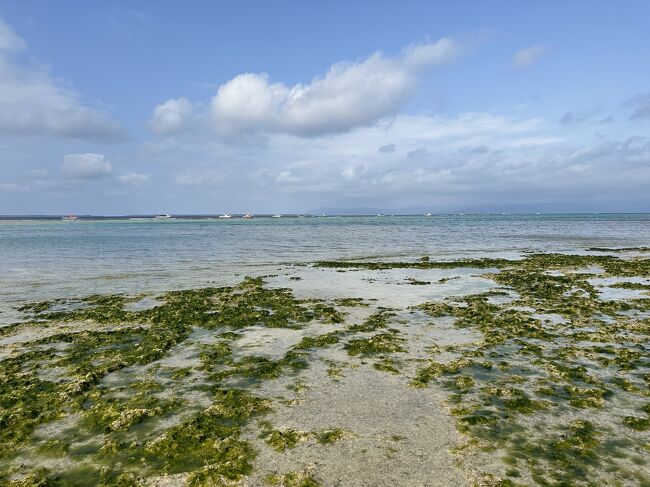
[0,1,649,214]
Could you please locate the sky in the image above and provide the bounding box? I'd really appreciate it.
[0,0,649,215]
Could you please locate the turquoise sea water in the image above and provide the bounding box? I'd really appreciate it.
[1,214,649,305]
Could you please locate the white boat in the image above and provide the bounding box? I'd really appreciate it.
[154,214,173,220]
[218,214,232,219]
[377,213,385,217]
[425,213,432,217]
[272,214,282,218]
[62,215,77,221]
[242,214,253,219]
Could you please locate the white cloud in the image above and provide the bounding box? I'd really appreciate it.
[149,97,193,134]
[513,44,546,68]
[0,16,123,140]
[202,38,460,138]
[0,16,26,53]
[61,153,112,179]
[119,172,149,185]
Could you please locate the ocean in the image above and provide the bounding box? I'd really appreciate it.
[1,213,649,306]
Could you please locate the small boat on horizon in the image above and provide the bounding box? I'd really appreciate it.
[218,214,232,219]
[154,214,173,220]
[425,212,432,216]
[272,214,282,218]
[242,214,253,219]
[62,215,77,221]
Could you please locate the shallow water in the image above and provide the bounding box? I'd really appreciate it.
[2,214,650,305]
[2,240,649,485]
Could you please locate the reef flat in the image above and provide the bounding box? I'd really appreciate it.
[1,252,649,486]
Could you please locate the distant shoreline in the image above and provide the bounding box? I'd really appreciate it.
[2,212,650,222]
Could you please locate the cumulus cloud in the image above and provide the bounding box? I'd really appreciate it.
[149,97,193,134]
[378,143,396,153]
[119,172,149,185]
[60,153,112,179]
[204,38,461,138]
[625,93,650,120]
[513,44,546,68]
[0,16,123,140]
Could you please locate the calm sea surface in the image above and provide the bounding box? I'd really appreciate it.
[1,214,649,305]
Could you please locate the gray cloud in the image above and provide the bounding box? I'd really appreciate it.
[560,109,598,125]
[378,143,396,153]
[625,93,650,120]
[407,148,431,160]
[460,145,489,154]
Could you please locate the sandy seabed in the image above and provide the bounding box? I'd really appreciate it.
[1,251,649,486]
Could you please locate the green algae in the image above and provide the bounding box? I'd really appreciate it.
[608,281,650,290]
[373,357,401,374]
[405,277,431,285]
[315,257,511,270]
[333,297,368,307]
[623,415,650,431]
[258,422,348,451]
[81,390,184,433]
[323,360,345,378]
[588,247,650,252]
[294,332,341,350]
[0,278,341,485]
[347,310,394,332]
[265,470,320,487]
[317,252,650,280]
[140,389,269,478]
[170,367,192,379]
[399,253,650,482]
[259,422,308,451]
[4,253,650,485]
[314,428,346,445]
[344,331,406,357]
[211,351,308,383]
